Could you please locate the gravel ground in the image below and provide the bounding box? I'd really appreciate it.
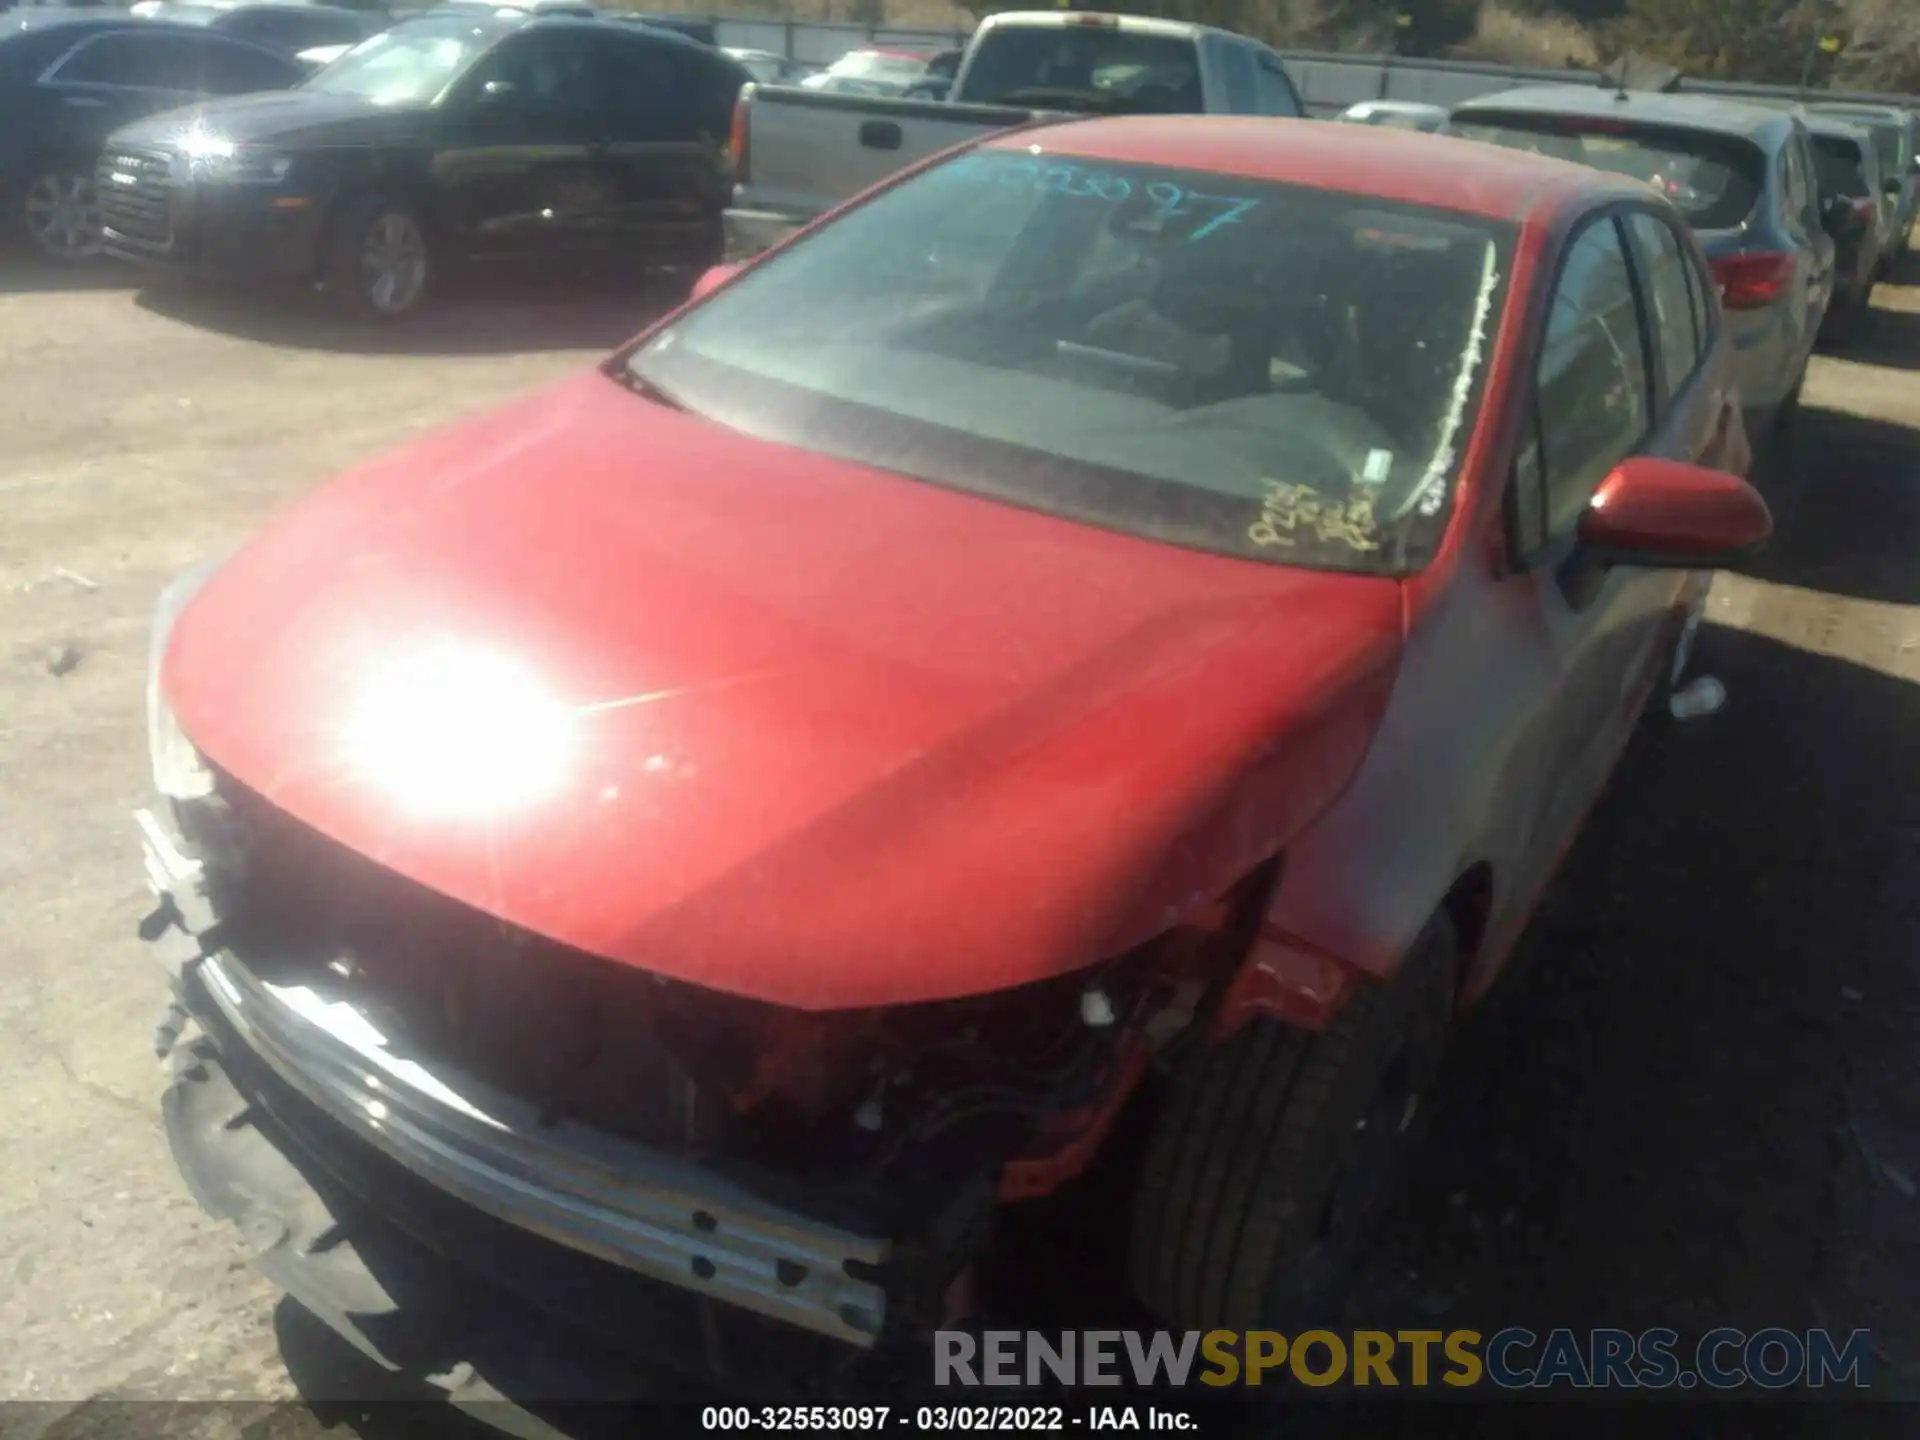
[1,250,1917,1433]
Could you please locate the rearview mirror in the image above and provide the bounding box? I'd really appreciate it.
[478,78,517,102]
[1577,457,1772,568]
[690,262,741,300]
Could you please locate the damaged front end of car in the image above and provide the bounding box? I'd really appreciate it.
[136,568,1251,1381]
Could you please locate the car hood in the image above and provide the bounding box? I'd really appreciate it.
[163,371,1406,1009]
[108,89,430,150]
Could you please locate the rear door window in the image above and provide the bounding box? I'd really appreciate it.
[1219,41,1257,114]
[1626,212,1701,403]
[1452,113,1765,231]
[47,32,183,87]
[195,35,302,91]
[960,25,1203,112]
[1536,216,1652,532]
[1254,53,1300,116]
[1812,134,1870,197]
[602,34,686,140]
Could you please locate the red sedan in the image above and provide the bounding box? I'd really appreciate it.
[140,116,1767,1386]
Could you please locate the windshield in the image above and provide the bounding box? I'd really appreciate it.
[623,149,1513,575]
[302,15,493,103]
[960,25,1201,111]
[1452,113,1764,230]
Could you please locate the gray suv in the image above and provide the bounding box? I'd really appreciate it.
[1807,102,1917,262]
[1450,87,1841,464]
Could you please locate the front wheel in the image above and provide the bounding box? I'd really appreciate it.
[1127,915,1458,1330]
[21,165,104,262]
[323,194,433,320]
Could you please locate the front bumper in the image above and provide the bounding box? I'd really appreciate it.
[96,152,325,283]
[138,806,900,1357]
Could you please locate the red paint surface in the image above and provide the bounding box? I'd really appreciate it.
[161,117,1745,1038]
[164,371,1402,1010]
[987,116,1606,221]
[1580,457,1774,559]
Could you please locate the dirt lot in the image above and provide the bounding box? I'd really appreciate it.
[1,251,1918,1428]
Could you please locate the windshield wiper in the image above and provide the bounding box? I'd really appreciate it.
[616,364,688,413]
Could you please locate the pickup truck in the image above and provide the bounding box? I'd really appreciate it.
[724,8,1306,259]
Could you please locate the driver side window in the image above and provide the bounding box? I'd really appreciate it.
[459,32,606,137]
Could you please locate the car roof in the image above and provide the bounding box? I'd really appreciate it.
[1454,84,1800,143]
[1807,101,1907,124]
[1,11,204,39]
[1800,111,1877,141]
[988,114,1633,223]
[1,9,128,35]
[975,9,1249,43]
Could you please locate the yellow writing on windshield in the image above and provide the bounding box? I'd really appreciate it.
[1249,481,1381,552]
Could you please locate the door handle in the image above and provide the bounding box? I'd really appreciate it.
[858,120,902,151]
[62,95,108,108]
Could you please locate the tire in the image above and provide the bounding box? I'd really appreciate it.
[323,192,433,320]
[1820,290,1872,352]
[1127,915,1458,1330]
[19,162,105,263]
[1774,363,1806,432]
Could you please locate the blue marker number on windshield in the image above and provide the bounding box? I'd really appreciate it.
[939,155,1257,241]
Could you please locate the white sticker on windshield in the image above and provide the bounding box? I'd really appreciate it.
[1360,449,1394,486]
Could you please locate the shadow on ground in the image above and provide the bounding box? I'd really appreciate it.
[0,252,137,295]
[1827,305,1920,374]
[131,265,680,357]
[1740,403,1920,606]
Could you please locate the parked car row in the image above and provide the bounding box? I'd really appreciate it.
[3,2,765,303]
[93,8,748,313]
[2,6,309,258]
[1333,83,1917,489]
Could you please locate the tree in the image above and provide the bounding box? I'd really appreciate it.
[1837,0,1920,93]
[1611,0,1846,83]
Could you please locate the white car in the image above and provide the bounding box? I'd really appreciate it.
[722,45,809,86]
[1338,100,1450,132]
[799,46,938,97]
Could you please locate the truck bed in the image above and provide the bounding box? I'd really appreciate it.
[727,85,1042,257]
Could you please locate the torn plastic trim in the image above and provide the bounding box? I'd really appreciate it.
[187,948,892,1349]
[146,560,224,802]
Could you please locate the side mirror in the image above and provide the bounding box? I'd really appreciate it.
[1886,175,1904,196]
[1577,457,1772,568]
[690,262,740,300]
[1821,194,1864,237]
[477,78,517,102]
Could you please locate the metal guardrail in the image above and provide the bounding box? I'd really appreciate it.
[1268,45,1920,118]
[660,11,1917,113]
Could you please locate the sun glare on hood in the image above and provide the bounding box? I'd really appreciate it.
[340,644,575,822]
